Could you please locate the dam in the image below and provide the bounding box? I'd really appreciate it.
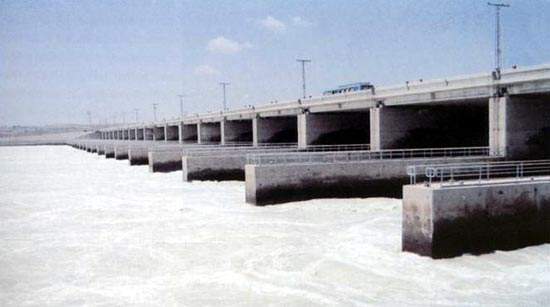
[41,64,550,257]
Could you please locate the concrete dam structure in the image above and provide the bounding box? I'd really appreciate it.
[65,64,550,258]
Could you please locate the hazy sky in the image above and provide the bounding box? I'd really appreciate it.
[1,0,549,126]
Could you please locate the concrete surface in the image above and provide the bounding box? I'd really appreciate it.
[402,178,550,258]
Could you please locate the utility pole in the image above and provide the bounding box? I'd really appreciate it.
[296,59,311,99]
[219,82,230,110]
[134,108,139,123]
[177,94,185,118]
[488,2,510,79]
[152,103,158,121]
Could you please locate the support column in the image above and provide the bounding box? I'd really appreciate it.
[489,95,550,159]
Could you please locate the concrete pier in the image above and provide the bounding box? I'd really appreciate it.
[183,154,245,181]
[105,143,115,158]
[402,178,550,258]
[181,146,302,181]
[245,156,496,205]
[128,144,150,165]
[97,144,105,155]
[148,147,184,172]
[489,96,550,158]
[114,144,129,160]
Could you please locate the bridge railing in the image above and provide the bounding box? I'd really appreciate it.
[185,143,371,157]
[407,160,550,185]
[247,146,491,165]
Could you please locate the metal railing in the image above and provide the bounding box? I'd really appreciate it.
[185,143,371,157]
[407,160,550,185]
[247,146,491,165]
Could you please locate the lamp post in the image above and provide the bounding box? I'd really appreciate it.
[219,82,230,110]
[296,59,311,98]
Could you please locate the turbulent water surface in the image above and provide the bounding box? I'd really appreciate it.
[0,146,548,306]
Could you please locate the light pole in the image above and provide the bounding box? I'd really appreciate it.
[488,2,510,78]
[134,108,139,123]
[219,82,230,110]
[177,94,185,118]
[152,103,158,121]
[296,59,311,99]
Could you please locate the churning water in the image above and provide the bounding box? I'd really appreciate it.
[0,146,548,306]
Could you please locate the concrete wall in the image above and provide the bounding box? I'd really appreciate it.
[128,144,149,165]
[105,144,115,158]
[165,125,179,141]
[183,155,245,181]
[490,95,550,158]
[180,124,198,143]
[96,144,105,155]
[245,156,495,206]
[298,112,369,148]
[153,126,165,141]
[253,116,297,146]
[149,149,183,172]
[402,179,550,258]
[114,144,129,160]
[221,120,252,145]
[198,122,221,144]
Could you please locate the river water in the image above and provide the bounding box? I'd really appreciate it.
[0,146,548,306]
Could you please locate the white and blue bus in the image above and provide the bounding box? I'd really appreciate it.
[323,82,374,95]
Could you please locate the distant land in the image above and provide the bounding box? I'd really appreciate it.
[0,124,105,146]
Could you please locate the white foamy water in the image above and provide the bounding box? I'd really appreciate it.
[0,146,548,306]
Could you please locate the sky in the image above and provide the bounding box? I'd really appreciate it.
[1,0,549,126]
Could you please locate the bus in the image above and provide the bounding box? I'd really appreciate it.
[323,82,374,96]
